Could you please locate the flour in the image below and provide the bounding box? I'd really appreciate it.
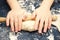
[47,29,54,40]
[9,32,18,40]
[47,34,54,40]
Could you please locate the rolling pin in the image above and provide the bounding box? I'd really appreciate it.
[0,15,57,22]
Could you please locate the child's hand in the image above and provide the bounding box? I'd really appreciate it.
[6,9,27,32]
[32,7,52,33]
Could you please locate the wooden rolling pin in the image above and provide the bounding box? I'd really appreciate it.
[0,15,57,22]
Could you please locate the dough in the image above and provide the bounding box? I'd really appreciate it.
[22,20,36,32]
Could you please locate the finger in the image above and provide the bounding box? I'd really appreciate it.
[43,18,48,32]
[48,17,52,29]
[18,17,22,31]
[38,19,44,33]
[6,15,9,26]
[6,12,11,26]
[10,17,14,32]
[34,16,39,30]
[14,16,19,32]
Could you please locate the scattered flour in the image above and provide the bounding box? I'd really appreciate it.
[47,29,54,40]
[9,32,18,40]
[47,34,54,40]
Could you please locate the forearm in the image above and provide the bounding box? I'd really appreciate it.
[7,0,21,10]
[40,0,54,9]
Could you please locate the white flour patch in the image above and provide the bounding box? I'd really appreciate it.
[47,29,54,40]
[9,32,19,40]
[47,34,54,40]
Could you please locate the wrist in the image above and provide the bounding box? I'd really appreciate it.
[11,7,22,11]
[40,3,51,10]
[39,6,50,10]
[40,0,54,10]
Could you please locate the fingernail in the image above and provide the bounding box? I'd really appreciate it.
[11,29,14,32]
[49,27,51,29]
[15,31,18,32]
[35,27,37,30]
[7,24,9,26]
[18,29,21,31]
[43,32,46,34]
[43,30,47,33]
[38,31,42,34]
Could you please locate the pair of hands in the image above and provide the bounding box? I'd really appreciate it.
[6,7,52,33]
